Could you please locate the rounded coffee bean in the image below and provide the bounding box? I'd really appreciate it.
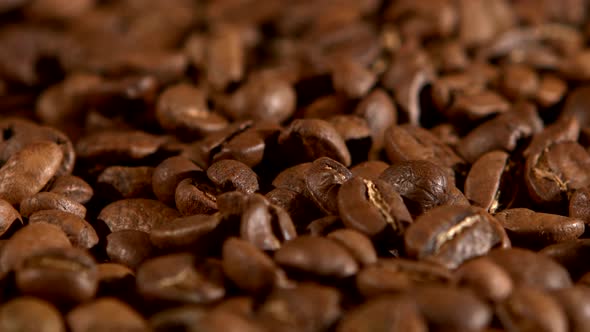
[487,248,572,290]
[0,222,71,273]
[338,176,411,237]
[0,198,21,237]
[569,186,590,225]
[47,175,93,204]
[350,160,390,181]
[150,214,221,250]
[106,230,154,270]
[540,239,590,281]
[305,157,353,215]
[97,166,155,200]
[272,162,312,194]
[29,210,98,249]
[15,247,98,304]
[456,257,513,302]
[327,229,377,266]
[206,159,259,194]
[405,205,510,269]
[0,141,63,205]
[75,130,166,163]
[354,89,397,155]
[240,194,296,251]
[379,160,452,216]
[551,286,590,332]
[212,128,266,168]
[274,235,358,278]
[175,177,218,216]
[20,192,87,219]
[66,298,148,332]
[331,57,376,98]
[98,198,180,233]
[152,156,200,206]
[497,287,567,332]
[464,150,510,212]
[149,305,206,332]
[0,297,65,332]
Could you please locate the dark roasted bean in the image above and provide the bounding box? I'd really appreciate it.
[106,230,154,270]
[97,166,155,200]
[306,157,353,215]
[47,175,93,204]
[207,159,259,194]
[29,210,98,249]
[20,192,87,219]
[98,199,180,233]
[497,287,567,332]
[456,256,513,302]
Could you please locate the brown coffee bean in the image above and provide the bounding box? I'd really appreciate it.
[446,90,511,123]
[379,160,452,216]
[487,248,572,290]
[540,239,590,281]
[337,176,411,237]
[536,74,567,108]
[75,130,166,163]
[0,198,21,237]
[272,162,312,194]
[149,305,206,332]
[0,222,70,273]
[195,308,265,332]
[266,187,322,227]
[307,216,345,236]
[29,210,98,249]
[106,230,154,270]
[456,257,513,302]
[206,24,245,91]
[405,205,509,269]
[257,283,342,332]
[464,150,511,212]
[207,159,259,194]
[327,229,377,266]
[495,208,584,247]
[500,64,540,100]
[175,177,218,216]
[150,214,221,250]
[152,156,201,206]
[15,247,98,304]
[274,235,358,278]
[413,286,492,332]
[524,116,579,159]
[331,57,376,98]
[97,263,134,287]
[0,297,65,332]
[306,157,353,215]
[278,119,351,166]
[211,128,266,168]
[222,237,279,294]
[156,83,228,140]
[136,253,225,304]
[47,175,93,204]
[96,166,154,200]
[497,286,567,332]
[328,115,372,164]
[20,192,86,219]
[66,297,149,332]
[98,198,180,233]
[0,141,63,205]
[336,295,427,332]
[350,161,389,181]
[569,186,590,225]
[241,194,296,251]
[552,286,590,332]
[354,89,397,155]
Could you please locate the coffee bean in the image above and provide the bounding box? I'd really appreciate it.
[274,235,358,278]
[327,115,372,164]
[0,223,70,273]
[569,186,590,225]
[106,230,154,270]
[206,24,245,91]
[495,208,584,247]
[29,210,98,249]
[350,160,389,181]
[175,177,218,216]
[0,297,65,332]
[540,239,590,281]
[337,176,411,237]
[354,89,397,155]
[524,116,579,159]
[0,141,63,205]
[136,253,225,304]
[497,286,567,332]
[66,297,149,332]
[379,160,452,216]
[464,150,511,212]
[305,157,353,215]
[98,198,180,233]
[336,295,427,332]
[152,156,200,206]
[487,248,572,290]
[240,194,296,251]
[207,159,259,194]
[15,247,98,304]
[327,229,377,266]
[456,257,513,302]
[500,64,540,100]
[222,237,279,294]
[306,216,345,236]
[266,187,321,228]
[536,74,567,108]
[272,162,312,194]
[211,128,266,168]
[47,175,93,204]
[149,305,206,332]
[20,192,87,219]
[331,57,376,98]
[150,214,221,250]
[405,205,510,269]
[551,286,590,332]
[0,198,21,237]
[195,308,265,332]
[561,85,590,127]
[97,166,155,200]
[75,130,166,164]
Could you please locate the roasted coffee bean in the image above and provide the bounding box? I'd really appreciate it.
[15,247,98,304]
[206,159,259,194]
[337,176,411,237]
[551,286,590,332]
[328,115,372,164]
[0,141,63,205]
[487,248,572,290]
[336,295,427,332]
[278,119,351,166]
[136,253,225,304]
[66,298,149,332]
[497,287,567,332]
[495,208,584,247]
[569,186,590,225]
[464,150,511,212]
[331,57,376,98]
[175,177,218,216]
[20,192,87,219]
[98,198,180,233]
[106,230,154,270]
[211,128,266,168]
[222,237,279,294]
[456,257,513,302]
[356,259,453,297]
[193,307,265,332]
[307,216,345,236]
[272,162,312,194]
[29,210,98,249]
[274,235,358,278]
[149,305,206,332]
[0,297,65,332]
[206,24,245,91]
[445,90,511,124]
[305,157,353,215]
[405,205,509,269]
[0,223,71,273]
[96,166,155,200]
[499,64,540,100]
[536,74,567,108]
[75,130,166,164]
[327,229,377,266]
[47,175,93,204]
[350,160,389,181]
[150,214,221,250]
[0,198,21,237]
[354,89,397,155]
[156,83,228,140]
[379,160,452,216]
[152,156,200,206]
[540,239,590,281]
[561,85,590,128]
[265,187,322,228]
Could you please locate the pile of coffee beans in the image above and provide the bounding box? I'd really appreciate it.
[3,0,590,331]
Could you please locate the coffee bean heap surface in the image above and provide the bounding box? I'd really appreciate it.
[3,0,590,331]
